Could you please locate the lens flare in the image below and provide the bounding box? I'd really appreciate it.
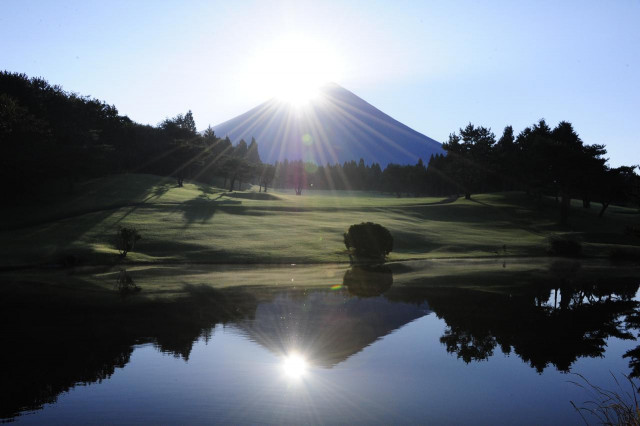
[282,353,308,379]
[304,162,318,174]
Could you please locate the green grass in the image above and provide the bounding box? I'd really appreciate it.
[0,173,638,267]
[2,258,637,309]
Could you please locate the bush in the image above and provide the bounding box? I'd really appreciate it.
[115,269,140,294]
[548,236,582,257]
[343,222,393,260]
[116,226,141,257]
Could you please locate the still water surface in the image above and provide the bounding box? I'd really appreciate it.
[2,260,640,424]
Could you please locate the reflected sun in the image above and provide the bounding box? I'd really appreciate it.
[250,34,344,106]
[282,353,308,379]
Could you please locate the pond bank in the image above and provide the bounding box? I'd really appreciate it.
[2,257,640,423]
[1,257,638,308]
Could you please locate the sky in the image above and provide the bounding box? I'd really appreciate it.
[1,0,638,166]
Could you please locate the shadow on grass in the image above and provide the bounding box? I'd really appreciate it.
[196,183,217,196]
[224,192,281,201]
[1,176,174,231]
[179,195,242,225]
[135,238,264,263]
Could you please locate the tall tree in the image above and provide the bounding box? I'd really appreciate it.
[514,119,554,199]
[549,121,606,224]
[442,124,496,199]
[246,137,261,164]
[494,125,516,190]
[596,166,639,217]
[259,164,276,192]
[233,139,248,158]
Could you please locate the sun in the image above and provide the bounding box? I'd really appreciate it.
[247,34,344,106]
[277,81,320,107]
[282,353,308,379]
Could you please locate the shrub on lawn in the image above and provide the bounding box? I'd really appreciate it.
[116,226,141,257]
[548,236,582,257]
[115,269,140,294]
[344,222,393,261]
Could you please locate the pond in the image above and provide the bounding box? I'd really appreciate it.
[2,259,640,424]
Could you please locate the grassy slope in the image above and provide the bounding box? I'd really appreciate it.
[0,173,638,267]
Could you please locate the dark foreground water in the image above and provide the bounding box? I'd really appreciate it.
[2,260,640,424]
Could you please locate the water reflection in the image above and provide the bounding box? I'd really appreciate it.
[423,284,636,371]
[1,262,639,422]
[282,353,309,379]
[623,311,640,379]
[343,265,393,297]
[233,283,429,368]
[384,261,639,372]
[0,284,260,420]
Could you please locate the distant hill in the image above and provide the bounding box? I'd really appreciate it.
[212,83,444,167]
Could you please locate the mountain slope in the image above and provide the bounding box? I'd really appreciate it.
[234,290,431,368]
[212,83,443,167]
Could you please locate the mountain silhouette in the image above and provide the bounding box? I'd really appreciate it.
[233,290,431,368]
[212,83,444,166]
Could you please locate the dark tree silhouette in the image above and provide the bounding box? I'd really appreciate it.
[596,166,639,217]
[442,124,496,199]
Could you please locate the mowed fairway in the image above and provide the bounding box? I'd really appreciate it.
[1,174,638,267]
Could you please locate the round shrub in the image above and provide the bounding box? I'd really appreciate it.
[343,222,393,260]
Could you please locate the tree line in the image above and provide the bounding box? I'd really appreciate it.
[1,71,638,223]
[437,122,639,223]
[270,128,639,224]
[0,71,275,196]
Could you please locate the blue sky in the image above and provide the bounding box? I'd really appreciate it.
[1,0,638,166]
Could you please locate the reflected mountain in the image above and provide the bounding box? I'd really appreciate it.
[233,265,427,367]
[2,263,639,421]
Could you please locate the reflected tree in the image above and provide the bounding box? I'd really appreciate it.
[343,265,393,297]
[427,279,639,372]
[0,282,259,421]
[382,266,639,373]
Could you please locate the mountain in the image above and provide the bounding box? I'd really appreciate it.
[233,290,431,368]
[212,83,444,167]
